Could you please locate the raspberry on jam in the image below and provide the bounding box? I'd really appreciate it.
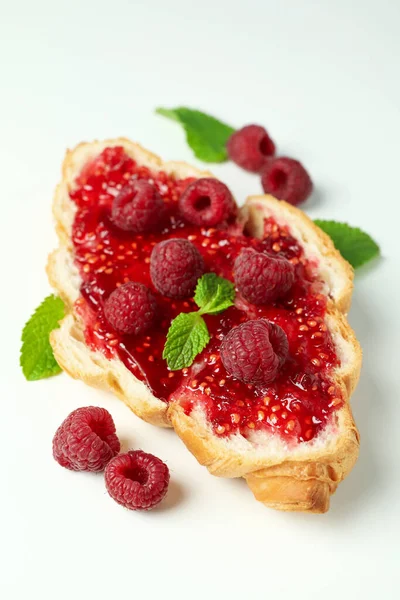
[70,146,342,443]
[221,320,289,385]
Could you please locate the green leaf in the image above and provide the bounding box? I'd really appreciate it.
[314,220,380,269]
[163,312,210,371]
[156,106,235,163]
[195,273,235,315]
[155,107,181,122]
[20,295,65,381]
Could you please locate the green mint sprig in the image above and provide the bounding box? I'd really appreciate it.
[20,294,65,381]
[163,273,235,370]
[156,107,235,163]
[315,220,380,269]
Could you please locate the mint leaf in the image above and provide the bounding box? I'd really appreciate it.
[315,220,380,269]
[163,312,210,371]
[156,107,235,163]
[20,295,65,381]
[155,107,181,123]
[195,273,235,315]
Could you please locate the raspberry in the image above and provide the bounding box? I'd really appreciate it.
[105,450,170,510]
[77,146,132,186]
[227,125,276,172]
[104,282,157,335]
[111,180,165,232]
[179,178,236,226]
[150,238,205,299]
[234,248,294,305]
[261,157,313,206]
[221,319,288,385]
[52,406,120,472]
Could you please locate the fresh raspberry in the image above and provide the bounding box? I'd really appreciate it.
[52,406,120,472]
[150,238,205,299]
[105,450,170,511]
[179,178,236,226]
[261,157,313,206]
[104,282,157,335]
[221,319,288,385]
[234,248,294,305]
[77,146,132,186]
[111,180,165,232]
[227,125,276,172]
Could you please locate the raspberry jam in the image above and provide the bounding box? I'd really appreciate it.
[70,146,342,443]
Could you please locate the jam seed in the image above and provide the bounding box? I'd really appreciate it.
[305,429,313,440]
[311,332,323,339]
[272,243,281,252]
[311,358,320,367]
[286,420,295,431]
[269,414,278,425]
[263,396,271,406]
[257,410,265,421]
[271,404,281,412]
[219,379,226,387]
[247,422,255,429]
[190,380,198,389]
[231,413,241,424]
[330,398,341,407]
[216,425,226,434]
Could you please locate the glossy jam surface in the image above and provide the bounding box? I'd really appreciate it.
[70,146,341,443]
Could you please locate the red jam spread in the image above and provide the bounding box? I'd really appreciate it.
[70,146,342,443]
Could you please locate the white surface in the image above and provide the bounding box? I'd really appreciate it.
[1,1,399,598]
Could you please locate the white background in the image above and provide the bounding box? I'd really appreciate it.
[1,1,399,598]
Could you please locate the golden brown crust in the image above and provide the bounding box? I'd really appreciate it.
[48,137,361,512]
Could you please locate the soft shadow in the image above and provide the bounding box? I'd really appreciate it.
[118,437,134,453]
[325,291,384,521]
[352,255,383,279]
[154,480,187,512]
[302,186,325,211]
